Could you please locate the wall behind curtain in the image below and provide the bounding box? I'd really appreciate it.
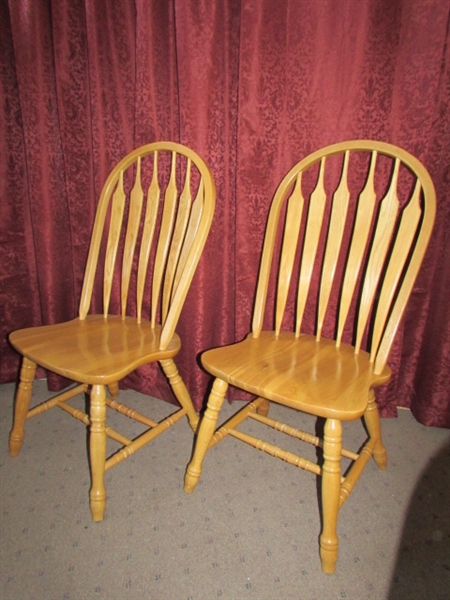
[1,0,449,427]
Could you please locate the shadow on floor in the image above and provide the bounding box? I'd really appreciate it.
[388,440,450,599]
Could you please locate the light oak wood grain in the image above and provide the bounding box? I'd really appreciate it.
[185,140,436,574]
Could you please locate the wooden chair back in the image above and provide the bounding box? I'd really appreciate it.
[78,142,216,350]
[252,140,436,374]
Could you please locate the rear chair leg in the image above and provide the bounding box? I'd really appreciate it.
[107,381,119,399]
[160,358,199,432]
[89,384,107,521]
[9,357,37,456]
[184,378,228,493]
[364,389,387,470]
[256,397,270,416]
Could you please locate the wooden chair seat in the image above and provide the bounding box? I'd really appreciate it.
[10,316,180,384]
[202,332,391,420]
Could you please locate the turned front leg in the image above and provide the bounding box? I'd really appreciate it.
[364,389,387,470]
[320,418,342,574]
[184,378,228,493]
[9,357,37,456]
[160,358,199,432]
[89,384,107,521]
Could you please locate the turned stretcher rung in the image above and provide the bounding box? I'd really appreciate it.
[339,437,377,507]
[228,428,322,476]
[27,384,88,418]
[57,401,132,446]
[249,411,360,461]
[105,407,187,470]
[208,398,266,449]
[106,397,158,428]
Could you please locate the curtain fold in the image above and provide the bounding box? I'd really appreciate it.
[1,0,449,427]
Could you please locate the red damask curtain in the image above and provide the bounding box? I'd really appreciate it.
[1,0,449,427]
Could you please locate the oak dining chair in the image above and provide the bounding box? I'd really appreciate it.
[184,140,436,573]
[9,141,216,521]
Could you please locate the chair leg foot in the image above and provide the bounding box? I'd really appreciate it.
[89,385,107,521]
[90,496,106,522]
[373,446,387,470]
[184,466,201,494]
[320,547,338,574]
[9,358,36,456]
[364,390,387,470]
[184,378,228,493]
[320,418,342,574]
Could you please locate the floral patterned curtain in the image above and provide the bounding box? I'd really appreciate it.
[1,0,449,426]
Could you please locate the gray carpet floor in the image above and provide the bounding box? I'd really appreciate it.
[1,380,449,600]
